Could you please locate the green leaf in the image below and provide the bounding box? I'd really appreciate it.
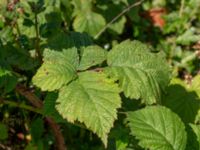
[162,78,200,123]
[127,106,187,150]
[72,0,92,15]
[30,118,44,143]
[0,74,18,93]
[32,48,78,91]
[100,3,126,35]
[0,26,14,44]
[185,125,199,150]
[106,40,170,104]
[78,45,107,70]
[109,125,129,150]
[2,45,39,70]
[108,16,126,34]
[42,48,79,68]
[43,92,65,123]
[73,12,106,37]
[191,75,200,98]
[17,18,36,38]
[176,27,200,45]
[47,31,93,50]
[190,124,200,148]
[0,123,8,140]
[56,71,121,146]
[0,67,11,77]
[25,143,38,150]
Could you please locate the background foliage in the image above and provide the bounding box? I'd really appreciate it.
[0,0,200,150]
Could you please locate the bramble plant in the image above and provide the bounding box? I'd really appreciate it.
[0,0,200,150]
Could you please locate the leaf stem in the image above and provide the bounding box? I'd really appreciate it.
[16,84,67,150]
[94,0,144,39]
[34,13,42,62]
[0,97,42,114]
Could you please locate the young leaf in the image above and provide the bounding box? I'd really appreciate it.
[32,48,78,91]
[78,45,107,70]
[106,40,170,104]
[56,71,121,146]
[127,106,187,150]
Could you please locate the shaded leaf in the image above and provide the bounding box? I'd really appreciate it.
[190,124,200,148]
[47,31,93,50]
[30,118,44,143]
[0,123,8,140]
[0,74,17,93]
[43,92,65,123]
[162,78,200,123]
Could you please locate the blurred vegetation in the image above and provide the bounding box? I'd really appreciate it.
[0,0,200,150]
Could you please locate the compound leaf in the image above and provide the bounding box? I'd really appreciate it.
[56,71,121,146]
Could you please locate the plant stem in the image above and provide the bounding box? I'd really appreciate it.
[16,84,67,150]
[16,84,43,108]
[179,0,185,17]
[94,0,144,39]
[34,13,42,62]
[0,98,42,114]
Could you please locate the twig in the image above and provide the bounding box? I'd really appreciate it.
[179,0,185,17]
[94,0,144,39]
[45,117,66,150]
[16,84,66,150]
[16,84,43,108]
[0,97,42,114]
